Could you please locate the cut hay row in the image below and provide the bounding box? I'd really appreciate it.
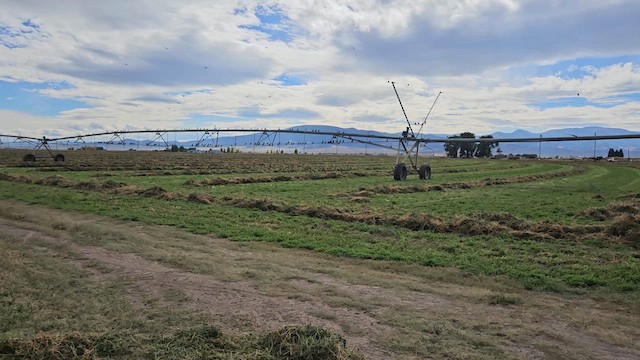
[2,171,636,245]
[130,186,637,244]
[0,149,396,173]
[156,189,635,244]
[0,324,362,360]
[184,171,377,186]
[580,196,640,220]
[0,173,129,192]
[580,195,640,243]
[183,164,529,187]
[212,197,612,243]
[342,165,588,198]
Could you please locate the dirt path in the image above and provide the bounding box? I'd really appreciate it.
[1,200,639,359]
[0,223,394,358]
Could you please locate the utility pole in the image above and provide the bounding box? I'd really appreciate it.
[593,132,597,158]
[538,134,542,159]
[365,131,369,155]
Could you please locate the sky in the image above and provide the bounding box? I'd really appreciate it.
[1,0,640,139]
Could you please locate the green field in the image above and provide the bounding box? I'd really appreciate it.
[1,149,639,359]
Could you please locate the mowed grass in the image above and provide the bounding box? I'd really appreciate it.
[370,163,640,222]
[0,155,640,293]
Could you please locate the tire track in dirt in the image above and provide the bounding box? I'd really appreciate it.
[0,223,395,359]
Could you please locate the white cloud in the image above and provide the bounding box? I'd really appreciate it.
[0,0,638,138]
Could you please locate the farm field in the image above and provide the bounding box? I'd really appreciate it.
[1,148,639,359]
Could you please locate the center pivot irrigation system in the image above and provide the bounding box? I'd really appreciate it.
[2,83,640,180]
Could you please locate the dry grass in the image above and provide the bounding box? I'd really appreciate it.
[184,172,379,187]
[580,194,640,245]
[0,325,362,360]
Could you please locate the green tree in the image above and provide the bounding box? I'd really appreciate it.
[475,135,498,158]
[444,135,461,157]
[459,132,476,158]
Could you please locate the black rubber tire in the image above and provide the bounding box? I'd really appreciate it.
[23,153,36,162]
[54,154,65,162]
[393,163,408,181]
[418,163,432,180]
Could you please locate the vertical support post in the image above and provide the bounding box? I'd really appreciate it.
[538,135,542,159]
[364,131,368,155]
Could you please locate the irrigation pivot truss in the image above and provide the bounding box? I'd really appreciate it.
[3,129,640,180]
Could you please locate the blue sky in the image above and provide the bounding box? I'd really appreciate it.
[239,4,295,42]
[1,1,639,136]
[0,80,90,116]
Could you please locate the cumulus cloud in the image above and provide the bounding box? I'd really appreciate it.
[0,0,638,137]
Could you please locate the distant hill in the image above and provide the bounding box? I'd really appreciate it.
[492,126,640,157]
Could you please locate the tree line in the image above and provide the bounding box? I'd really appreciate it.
[443,132,500,158]
[607,148,625,158]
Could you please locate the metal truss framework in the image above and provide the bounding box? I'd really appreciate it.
[3,130,639,153]
[3,129,640,180]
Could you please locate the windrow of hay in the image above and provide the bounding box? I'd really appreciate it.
[607,214,640,246]
[203,195,607,241]
[258,325,361,360]
[1,149,396,174]
[0,172,33,183]
[184,172,380,187]
[0,325,362,360]
[33,176,128,191]
[0,332,130,359]
[342,166,588,198]
[0,172,129,193]
[0,170,627,243]
[580,196,640,221]
[580,195,640,246]
[183,164,526,187]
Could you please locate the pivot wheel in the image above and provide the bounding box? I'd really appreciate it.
[23,153,36,162]
[393,163,408,181]
[418,163,432,180]
[54,154,65,162]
